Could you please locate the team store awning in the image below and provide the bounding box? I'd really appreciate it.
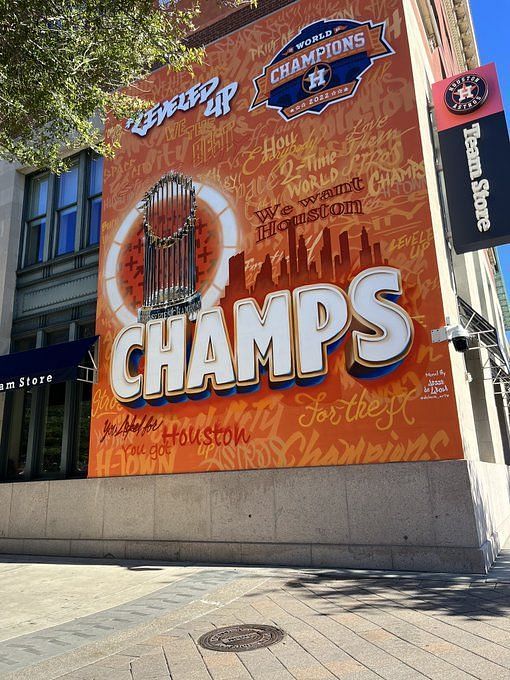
[0,336,99,392]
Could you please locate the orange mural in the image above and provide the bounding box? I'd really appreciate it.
[89,0,463,478]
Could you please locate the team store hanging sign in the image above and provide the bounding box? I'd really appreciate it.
[432,63,510,253]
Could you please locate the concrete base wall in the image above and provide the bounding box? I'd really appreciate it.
[0,460,509,573]
[468,461,510,568]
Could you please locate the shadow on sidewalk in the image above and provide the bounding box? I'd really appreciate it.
[265,570,510,621]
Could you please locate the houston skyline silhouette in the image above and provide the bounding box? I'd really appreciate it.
[220,222,387,322]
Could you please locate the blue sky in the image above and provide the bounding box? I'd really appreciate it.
[469,0,510,297]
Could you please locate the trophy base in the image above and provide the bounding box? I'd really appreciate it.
[138,292,201,323]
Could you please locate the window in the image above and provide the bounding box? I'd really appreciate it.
[56,163,79,256]
[3,336,37,480]
[67,324,96,477]
[22,151,102,268]
[88,155,103,246]
[74,382,92,477]
[5,391,32,480]
[41,382,66,475]
[17,393,31,473]
[46,328,70,346]
[13,335,37,353]
[79,322,96,339]
[24,175,48,266]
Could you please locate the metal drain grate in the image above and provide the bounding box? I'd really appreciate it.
[198,624,285,653]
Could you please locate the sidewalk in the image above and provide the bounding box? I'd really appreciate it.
[1,548,510,680]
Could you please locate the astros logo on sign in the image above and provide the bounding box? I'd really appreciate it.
[250,18,394,121]
[444,74,489,115]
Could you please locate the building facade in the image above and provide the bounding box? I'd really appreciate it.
[0,0,508,572]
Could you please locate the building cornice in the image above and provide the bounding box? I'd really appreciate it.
[448,0,479,70]
[414,0,479,72]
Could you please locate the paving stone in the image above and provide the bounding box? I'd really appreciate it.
[130,646,170,679]
[230,646,295,680]
[310,582,510,678]
[162,634,212,680]
[262,590,430,679]
[344,583,510,669]
[2,552,510,679]
[359,628,476,680]
[60,668,134,679]
[194,644,253,680]
[264,634,337,679]
[89,655,134,670]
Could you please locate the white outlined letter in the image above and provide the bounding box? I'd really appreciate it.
[293,284,350,377]
[111,324,144,402]
[143,317,186,399]
[187,308,236,393]
[235,291,294,385]
[347,267,413,376]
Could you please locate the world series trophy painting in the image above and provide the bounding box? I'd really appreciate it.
[138,171,201,323]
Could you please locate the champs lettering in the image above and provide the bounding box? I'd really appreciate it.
[110,268,414,405]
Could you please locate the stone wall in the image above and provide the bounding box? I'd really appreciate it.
[1,460,509,573]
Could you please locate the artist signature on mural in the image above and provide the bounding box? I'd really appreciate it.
[421,370,450,400]
[100,415,163,443]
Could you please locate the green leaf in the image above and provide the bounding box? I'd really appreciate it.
[0,0,255,172]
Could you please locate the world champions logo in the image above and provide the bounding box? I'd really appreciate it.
[250,18,394,121]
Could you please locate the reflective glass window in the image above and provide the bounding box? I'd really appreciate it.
[56,207,77,255]
[46,329,69,346]
[58,164,79,208]
[74,382,92,477]
[87,155,103,246]
[25,219,46,265]
[5,391,31,480]
[13,336,37,352]
[88,197,102,245]
[23,152,103,266]
[89,156,103,197]
[25,173,49,266]
[41,383,66,475]
[29,176,48,218]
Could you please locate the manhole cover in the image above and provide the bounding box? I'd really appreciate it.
[198,624,284,652]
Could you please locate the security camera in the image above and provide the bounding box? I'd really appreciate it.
[446,324,470,353]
